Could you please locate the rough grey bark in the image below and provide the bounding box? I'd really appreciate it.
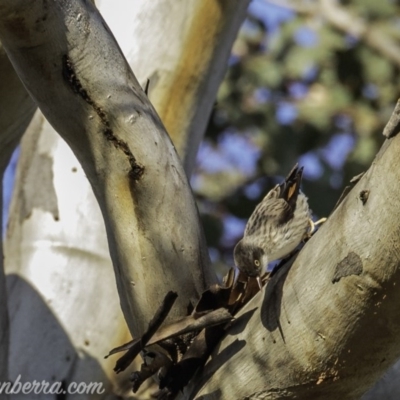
[0,43,36,388]
[0,0,216,337]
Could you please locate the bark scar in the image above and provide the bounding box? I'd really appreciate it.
[61,55,144,181]
[359,190,370,205]
[332,252,363,283]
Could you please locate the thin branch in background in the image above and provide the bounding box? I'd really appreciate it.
[263,0,400,68]
[383,99,400,138]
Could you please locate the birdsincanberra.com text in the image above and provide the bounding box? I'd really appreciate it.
[0,375,106,396]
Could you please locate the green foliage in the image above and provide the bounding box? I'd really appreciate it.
[193,0,400,274]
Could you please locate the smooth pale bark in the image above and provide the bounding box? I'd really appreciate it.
[97,0,250,175]
[1,3,134,394]
[0,44,36,387]
[5,114,136,399]
[0,46,36,173]
[2,0,400,398]
[0,0,216,337]
[2,0,249,396]
[191,134,400,399]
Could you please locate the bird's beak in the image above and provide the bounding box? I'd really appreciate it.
[256,276,263,291]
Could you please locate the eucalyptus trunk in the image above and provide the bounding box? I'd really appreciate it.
[0,0,248,398]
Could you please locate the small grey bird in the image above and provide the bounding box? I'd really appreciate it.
[234,164,311,287]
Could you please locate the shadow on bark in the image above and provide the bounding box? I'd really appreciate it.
[261,256,296,336]
[6,274,131,399]
[188,338,246,400]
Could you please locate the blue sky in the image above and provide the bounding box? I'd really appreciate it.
[2,148,18,232]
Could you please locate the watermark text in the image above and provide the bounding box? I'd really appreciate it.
[0,375,105,395]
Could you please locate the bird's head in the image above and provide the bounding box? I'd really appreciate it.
[233,240,267,278]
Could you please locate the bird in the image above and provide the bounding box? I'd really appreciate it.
[234,164,312,289]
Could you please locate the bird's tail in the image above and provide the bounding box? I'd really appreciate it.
[279,163,304,208]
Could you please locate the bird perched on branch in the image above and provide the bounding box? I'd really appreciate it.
[234,164,313,288]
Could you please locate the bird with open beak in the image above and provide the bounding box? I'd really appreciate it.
[234,164,311,289]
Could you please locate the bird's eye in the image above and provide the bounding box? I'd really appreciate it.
[254,260,260,267]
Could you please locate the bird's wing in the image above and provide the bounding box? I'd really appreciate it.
[244,164,304,236]
[244,198,290,236]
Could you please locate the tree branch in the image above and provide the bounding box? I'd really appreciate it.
[264,0,400,69]
[119,0,250,175]
[383,99,400,138]
[1,1,250,395]
[0,42,37,386]
[319,0,400,69]
[192,104,400,398]
[0,0,215,337]
[5,119,139,396]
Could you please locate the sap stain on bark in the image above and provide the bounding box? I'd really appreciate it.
[61,55,144,181]
[332,252,363,283]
